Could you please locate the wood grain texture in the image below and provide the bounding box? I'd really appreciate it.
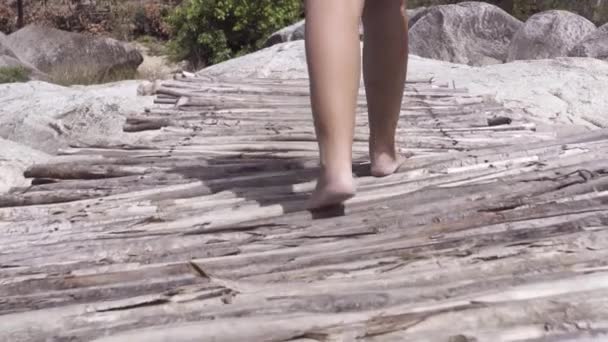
[1,74,607,342]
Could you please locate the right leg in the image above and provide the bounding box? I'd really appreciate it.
[305,0,365,209]
[362,0,409,177]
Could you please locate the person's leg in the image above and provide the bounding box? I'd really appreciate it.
[362,0,409,177]
[305,0,365,209]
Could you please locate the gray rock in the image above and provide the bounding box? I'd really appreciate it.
[408,55,608,130]
[5,25,143,81]
[264,20,306,47]
[0,80,154,154]
[507,10,596,61]
[569,23,608,61]
[199,41,309,79]
[0,56,50,81]
[408,7,429,28]
[409,2,523,66]
[0,138,50,193]
[0,32,18,59]
[0,79,154,192]
[1,36,49,82]
[1,32,49,81]
[137,79,162,96]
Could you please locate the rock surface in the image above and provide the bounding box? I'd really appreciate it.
[408,2,523,66]
[507,10,597,61]
[264,20,306,47]
[569,23,608,60]
[407,55,608,131]
[0,55,31,73]
[5,25,143,81]
[200,41,309,79]
[0,55,49,82]
[0,58,49,82]
[0,60,49,82]
[0,80,154,154]
[0,138,50,193]
[0,32,51,81]
[200,40,608,129]
[0,32,17,59]
[407,7,430,28]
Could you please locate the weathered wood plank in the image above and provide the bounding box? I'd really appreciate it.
[2,75,607,342]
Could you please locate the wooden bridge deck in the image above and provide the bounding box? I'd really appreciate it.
[2,75,608,342]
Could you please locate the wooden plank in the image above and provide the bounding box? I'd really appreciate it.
[2,75,607,342]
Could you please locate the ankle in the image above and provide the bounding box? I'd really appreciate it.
[370,145,398,161]
[320,162,353,178]
[370,136,396,152]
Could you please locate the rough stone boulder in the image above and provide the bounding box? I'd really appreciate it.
[201,41,309,79]
[408,7,429,28]
[408,2,523,66]
[5,25,143,81]
[0,32,49,81]
[0,56,49,81]
[0,138,50,193]
[0,32,17,58]
[264,20,306,47]
[568,23,608,61]
[0,80,154,154]
[507,10,596,61]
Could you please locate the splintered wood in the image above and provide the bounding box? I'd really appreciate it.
[2,75,608,342]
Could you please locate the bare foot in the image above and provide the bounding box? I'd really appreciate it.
[307,170,356,210]
[370,151,405,177]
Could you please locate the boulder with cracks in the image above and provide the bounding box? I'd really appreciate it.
[508,10,597,61]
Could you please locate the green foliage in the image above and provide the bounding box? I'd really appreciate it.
[166,0,304,69]
[0,66,30,83]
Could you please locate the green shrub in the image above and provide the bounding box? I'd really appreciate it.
[0,67,30,83]
[166,0,304,69]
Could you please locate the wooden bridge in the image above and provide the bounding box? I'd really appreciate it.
[2,74,608,341]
